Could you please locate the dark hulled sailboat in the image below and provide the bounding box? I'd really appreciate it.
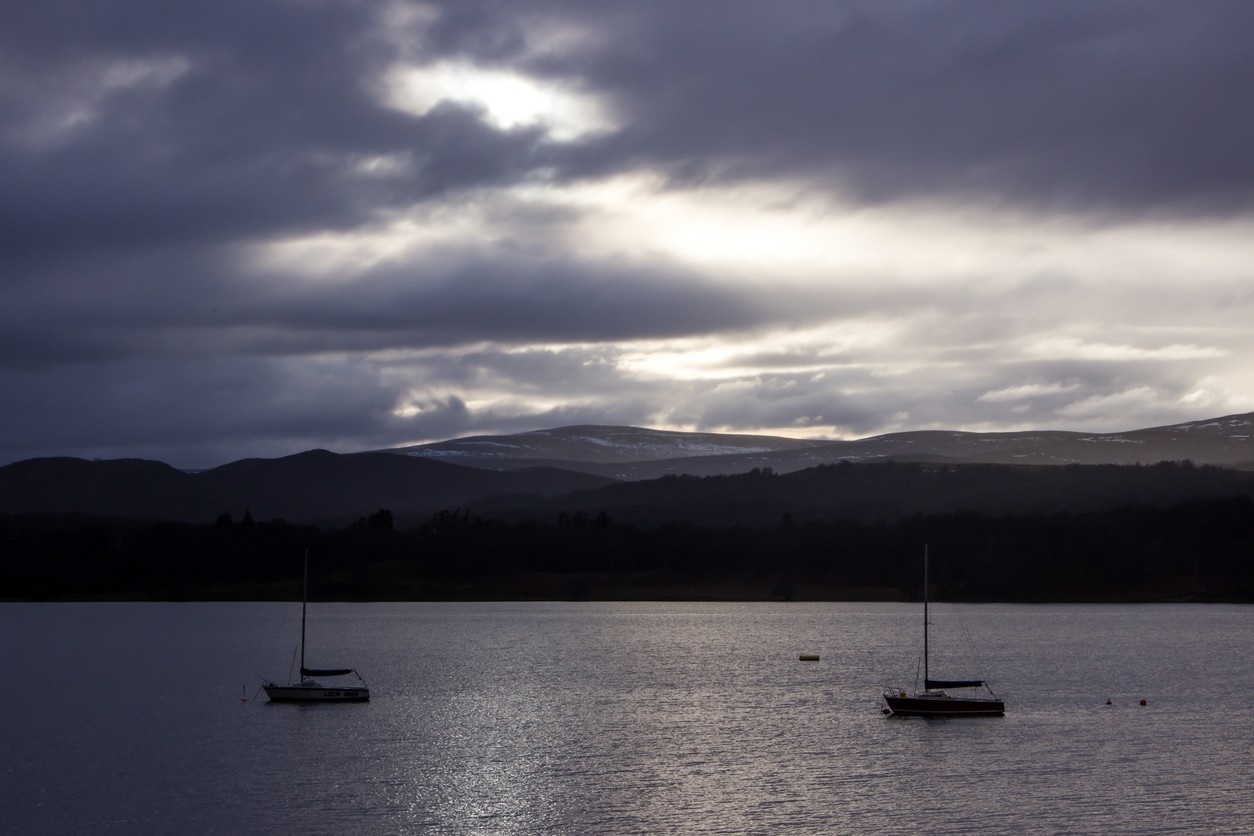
[883,546,1004,717]
[263,550,369,702]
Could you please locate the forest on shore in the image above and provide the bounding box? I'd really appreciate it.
[3,492,1251,602]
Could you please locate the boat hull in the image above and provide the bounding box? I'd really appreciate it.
[883,692,1004,717]
[263,682,370,702]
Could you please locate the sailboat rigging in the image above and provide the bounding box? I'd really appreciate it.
[882,545,1004,717]
[263,550,369,702]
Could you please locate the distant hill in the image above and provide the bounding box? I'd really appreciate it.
[2,412,1252,526]
[0,450,615,527]
[388,413,1254,477]
[386,425,831,478]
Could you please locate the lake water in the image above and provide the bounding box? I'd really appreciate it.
[2,602,1250,834]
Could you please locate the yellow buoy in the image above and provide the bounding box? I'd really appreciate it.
[799,654,820,662]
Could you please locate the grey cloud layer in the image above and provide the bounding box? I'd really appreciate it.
[524,0,1254,214]
[3,0,1252,466]
[8,0,1251,254]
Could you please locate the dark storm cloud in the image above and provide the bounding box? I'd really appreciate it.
[540,0,1254,215]
[8,0,1251,261]
[3,0,1252,466]
[1,353,404,464]
[274,258,775,346]
[0,241,813,372]
[0,0,567,269]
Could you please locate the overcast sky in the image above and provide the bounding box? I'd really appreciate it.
[4,1,1254,468]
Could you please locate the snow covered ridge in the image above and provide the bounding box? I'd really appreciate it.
[1165,415,1253,432]
[386,414,1254,474]
[397,425,826,464]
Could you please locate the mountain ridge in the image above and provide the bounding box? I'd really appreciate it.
[386,412,1254,477]
[2,411,1252,526]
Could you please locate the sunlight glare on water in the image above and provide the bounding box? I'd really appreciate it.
[1,602,1250,834]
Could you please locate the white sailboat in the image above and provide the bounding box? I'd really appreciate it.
[263,550,369,702]
[882,545,1003,717]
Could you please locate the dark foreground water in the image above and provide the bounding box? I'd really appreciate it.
[2,602,1250,834]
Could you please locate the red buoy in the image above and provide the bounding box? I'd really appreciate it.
[1105,698,1112,705]
[1139,699,1147,706]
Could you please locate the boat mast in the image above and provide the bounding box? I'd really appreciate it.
[300,549,308,679]
[922,546,932,691]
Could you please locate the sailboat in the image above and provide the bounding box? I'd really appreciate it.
[263,550,370,702]
[882,546,1004,717]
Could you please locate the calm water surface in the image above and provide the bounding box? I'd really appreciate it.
[2,602,1250,834]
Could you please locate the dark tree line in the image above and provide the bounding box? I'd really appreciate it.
[486,459,1254,528]
[2,494,1252,601]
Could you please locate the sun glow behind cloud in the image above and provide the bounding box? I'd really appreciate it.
[1024,337,1227,362]
[613,321,906,382]
[230,156,1254,444]
[245,169,1254,310]
[379,60,617,141]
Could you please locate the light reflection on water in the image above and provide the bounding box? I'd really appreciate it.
[2,602,1250,833]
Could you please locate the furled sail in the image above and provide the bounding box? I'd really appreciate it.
[926,678,985,689]
[302,666,354,677]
